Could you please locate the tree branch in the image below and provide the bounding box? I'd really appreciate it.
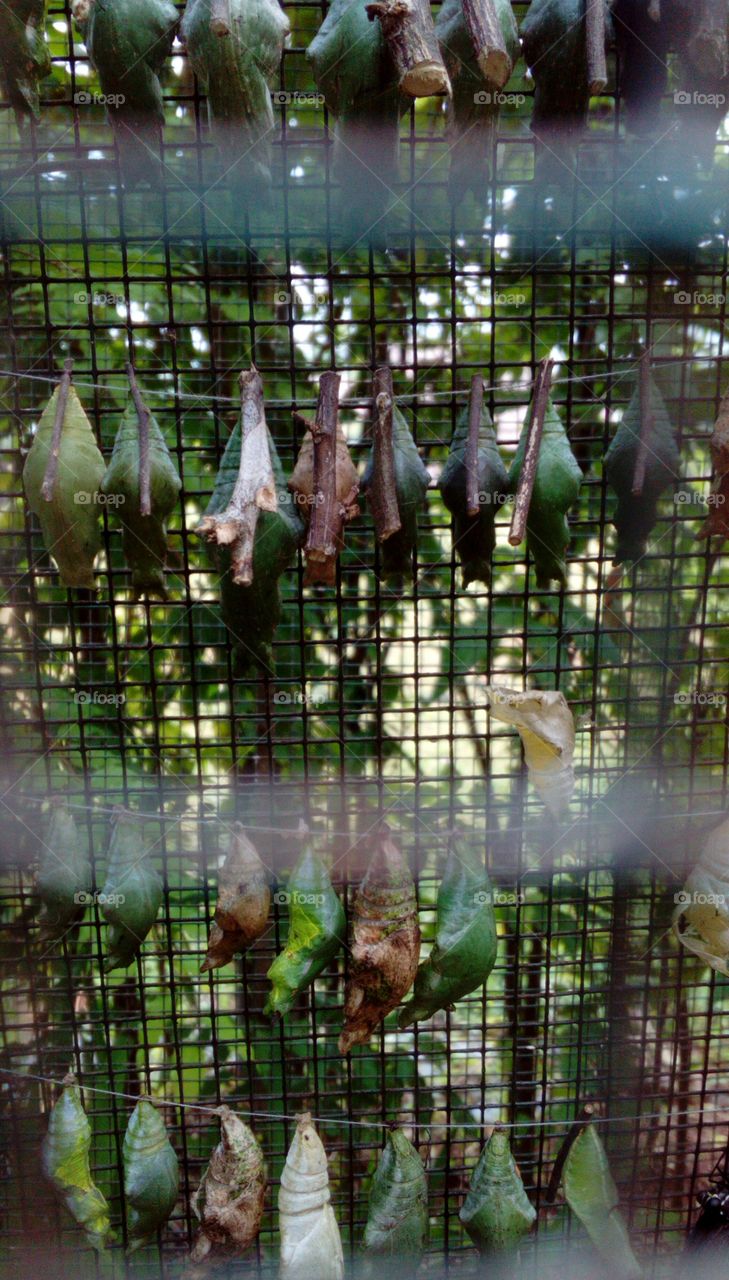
[368,366,402,542]
[306,371,342,585]
[40,359,74,502]
[210,0,231,36]
[366,0,451,98]
[585,0,608,95]
[462,0,514,88]
[545,1104,596,1203]
[509,358,554,546]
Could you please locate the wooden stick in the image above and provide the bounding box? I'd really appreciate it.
[585,0,608,95]
[41,359,74,502]
[465,374,484,518]
[632,349,653,498]
[462,0,514,88]
[210,0,231,36]
[687,0,728,79]
[509,358,554,546]
[127,362,152,517]
[546,1104,596,1203]
[306,371,342,575]
[369,366,402,542]
[366,0,451,98]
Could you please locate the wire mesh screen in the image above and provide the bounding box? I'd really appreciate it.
[2,1,729,1276]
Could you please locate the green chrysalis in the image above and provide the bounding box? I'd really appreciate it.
[35,803,93,940]
[562,1122,642,1278]
[362,1129,428,1258]
[123,1098,179,1252]
[100,809,163,973]
[604,374,680,565]
[508,394,582,588]
[264,838,345,1018]
[439,395,510,587]
[0,0,51,124]
[459,1127,536,1255]
[398,844,497,1028]
[363,396,431,579]
[41,1074,114,1250]
[101,391,182,599]
[23,381,105,589]
[521,0,591,143]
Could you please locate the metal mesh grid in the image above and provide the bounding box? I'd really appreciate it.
[2,1,729,1275]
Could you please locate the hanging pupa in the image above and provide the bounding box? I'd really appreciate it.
[362,369,431,579]
[339,825,420,1055]
[484,685,576,818]
[436,0,519,203]
[123,1098,180,1252]
[35,802,93,940]
[191,1106,266,1263]
[604,371,679,565]
[459,1127,536,1255]
[81,0,179,187]
[673,813,729,975]
[100,373,182,599]
[561,1120,642,1278]
[23,366,105,589]
[100,808,163,972]
[264,834,345,1018]
[398,842,497,1028]
[439,379,510,587]
[197,367,305,676]
[697,388,729,542]
[362,1128,428,1258]
[41,1073,114,1250]
[0,0,51,125]
[200,823,270,973]
[278,1113,344,1280]
[181,0,290,206]
[508,393,582,588]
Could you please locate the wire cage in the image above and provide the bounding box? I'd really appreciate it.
[1,1,729,1276]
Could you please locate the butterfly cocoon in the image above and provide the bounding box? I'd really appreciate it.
[0,0,52,124]
[100,809,163,972]
[398,843,497,1028]
[604,373,679,565]
[191,1106,266,1262]
[123,1099,179,1252]
[459,1127,535,1254]
[35,802,93,940]
[508,394,582,588]
[41,1074,114,1250]
[362,1128,428,1258]
[439,396,510,587]
[485,685,576,818]
[278,1113,344,1280]
[561,1121,642,1279]
[201,824,271,973]
[362,397,430,579]
[673,813,729,975]
[23,381,105,589]
[264,838,345,1018]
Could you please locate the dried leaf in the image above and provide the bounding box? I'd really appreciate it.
[264,838,345,1018]
[41,1074,114,1250]
[485,685,576,818]
[123,1099,180,1252]
[278,1113,344,1280]
[439,397,510,587]
[459,1127,535,1254]
[36,803,92,940]
[288,419,360,586]
[398,842,497,1028]
[673,813,729,975]
[508,394,582,588]
[697,388,729,541]
[201,824,270,973]
[362,401,430,578]
[604,373,679,565]
[100,809,163,973]
[191,1106,265,1263]
[339,826,420,1054]
[562,1122,642,1278]
[0,0,51,124]
[101,394,181,598]
[23,382,105,589]
[362,1128,428,1258]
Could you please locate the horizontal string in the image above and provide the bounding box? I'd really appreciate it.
[1,1067,721,1133]
[0,353,725,411]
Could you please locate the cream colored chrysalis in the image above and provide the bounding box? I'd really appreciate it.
[673,814,729,974]
[278,1113,344,1280]
[485,686,575,818]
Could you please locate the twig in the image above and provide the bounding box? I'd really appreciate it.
[545,1104,596,1203]
[631,349,653,498]
[306,371,342,582]
[366,0,451,98]
[465,374,484,518]
[127,362,152,517]
[687,0,728,79]
[210,0,231,36]
[368,367,402,542]
[40,359,74,502]
[585,0,608,95]
[509,358,554,546]
[462,0,514,88]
